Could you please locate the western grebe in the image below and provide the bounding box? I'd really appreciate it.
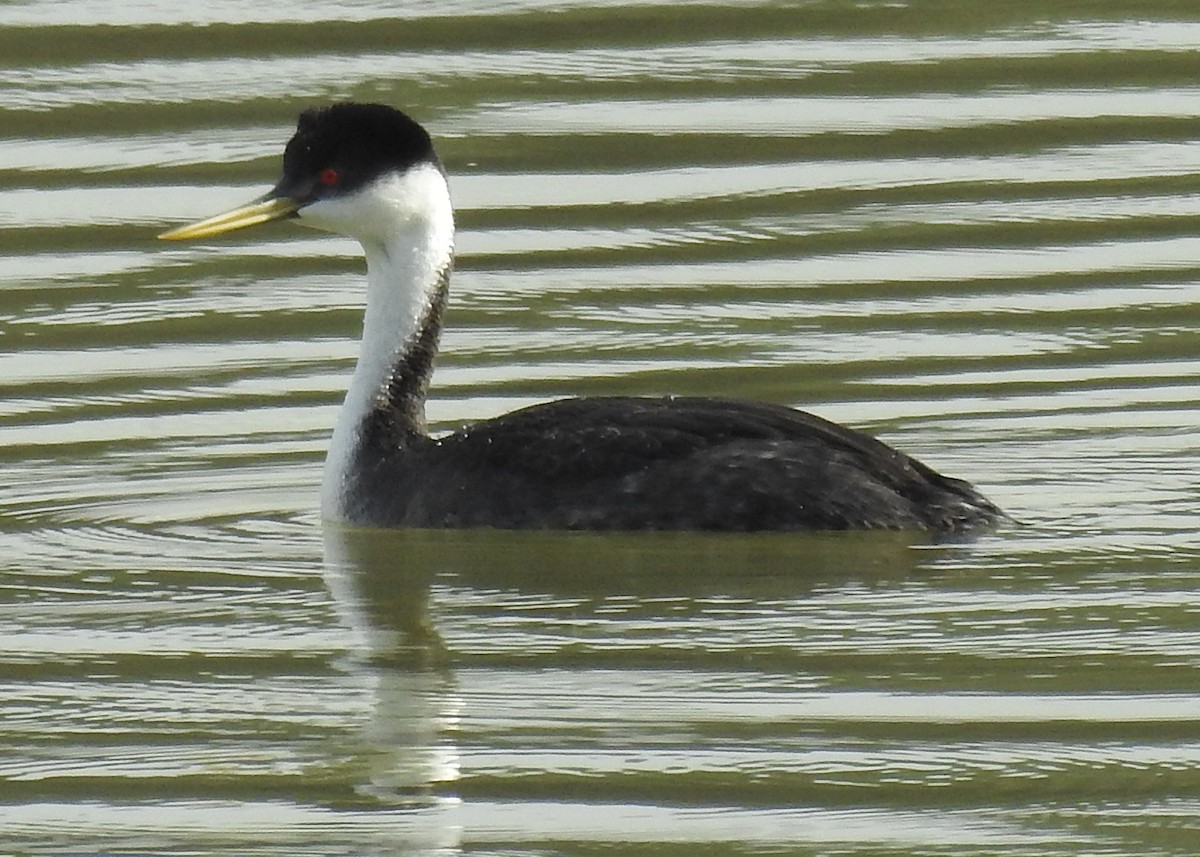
[160,103,1002,532]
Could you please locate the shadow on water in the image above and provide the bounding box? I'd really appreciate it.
[321,523,953,658]
[318,523,955,807]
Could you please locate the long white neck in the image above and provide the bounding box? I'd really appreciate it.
[303,164,455,519]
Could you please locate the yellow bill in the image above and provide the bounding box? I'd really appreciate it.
[158,195,301,241]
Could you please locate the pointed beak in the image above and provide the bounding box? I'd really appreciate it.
[158,193,302,241]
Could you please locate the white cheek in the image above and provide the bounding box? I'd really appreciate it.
[295,163,452,246]
[295,194,366,236]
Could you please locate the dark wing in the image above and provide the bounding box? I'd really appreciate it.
[443,395,892,474]
[390,396,999,532]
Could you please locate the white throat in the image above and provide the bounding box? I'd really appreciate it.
[302,163,455,519]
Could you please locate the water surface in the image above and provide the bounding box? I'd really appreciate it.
[2,0,1200,854]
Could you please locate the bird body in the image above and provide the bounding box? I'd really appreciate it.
[338,395,998,531]
[161,103,1002,533]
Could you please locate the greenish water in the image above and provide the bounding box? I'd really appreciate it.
[3,0,1200,854]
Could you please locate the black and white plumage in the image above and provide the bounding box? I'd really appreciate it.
[161,103,1002,533]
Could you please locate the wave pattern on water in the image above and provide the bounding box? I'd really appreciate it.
[3,1,1200,854]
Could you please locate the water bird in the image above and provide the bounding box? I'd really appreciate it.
[160,102,1002,532]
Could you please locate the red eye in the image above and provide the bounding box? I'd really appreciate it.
[319,168,340,186]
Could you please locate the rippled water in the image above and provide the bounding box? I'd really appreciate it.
[3,1,1200,854]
